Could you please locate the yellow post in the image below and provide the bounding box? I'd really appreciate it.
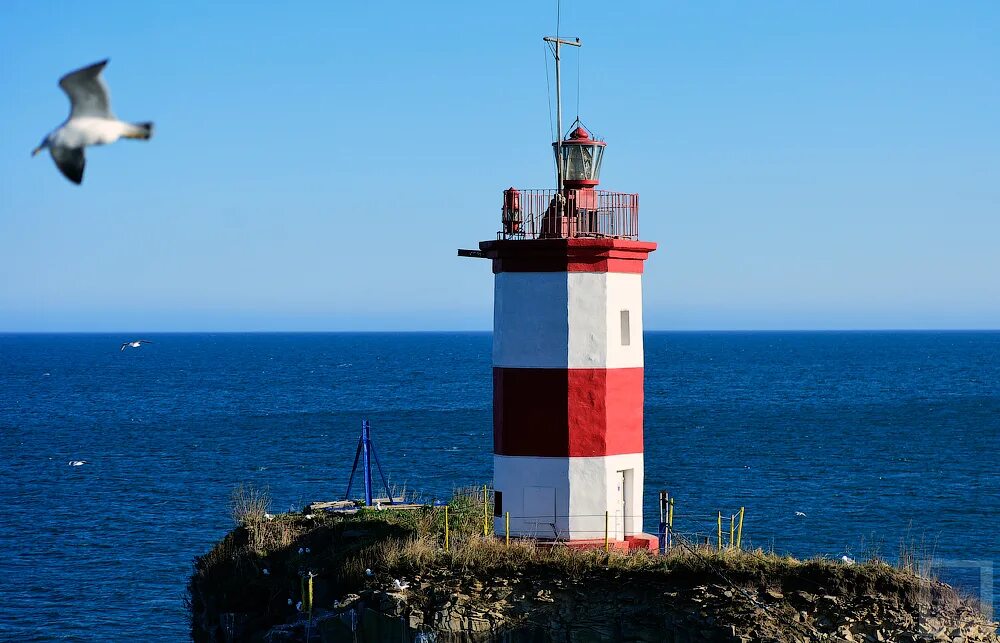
[717,511,722,552]
[604,511,609,552]
[483,484,489,537]
[505,511,510,545]
[444,504,450,552]
[737,506,745,549]
[729,514,735,550]
[307,573,314,619]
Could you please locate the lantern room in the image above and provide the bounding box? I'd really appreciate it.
[555,124,606,189]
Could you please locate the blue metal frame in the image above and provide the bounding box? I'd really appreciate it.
[344,420,394,506]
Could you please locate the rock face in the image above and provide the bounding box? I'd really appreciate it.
[188,516,998,642]
[246,568,999,643]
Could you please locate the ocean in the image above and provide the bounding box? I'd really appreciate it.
[1,331,997,639]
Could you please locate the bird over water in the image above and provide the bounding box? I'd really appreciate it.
[120,339,152,352]
[32,60,153,184]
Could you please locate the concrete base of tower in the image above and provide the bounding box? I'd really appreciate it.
[523,533,659,553]
[492,453,643,541]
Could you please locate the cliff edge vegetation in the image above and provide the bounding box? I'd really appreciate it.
[188,487,998,642]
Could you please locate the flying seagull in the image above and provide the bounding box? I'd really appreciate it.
[32,59,153,184]
[120,339,152,351]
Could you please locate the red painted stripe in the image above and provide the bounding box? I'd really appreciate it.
[493,367,644,457]
[480,238,656,274]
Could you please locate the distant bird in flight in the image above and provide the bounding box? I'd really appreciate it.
[120,339,152,352]
[794,511,807,517]
[32,59,153,184]
[68,460,87,466]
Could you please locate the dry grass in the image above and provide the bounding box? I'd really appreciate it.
[898,528,938,580]
[229,484,301,556]
[213,483,954,602]
[230,483,271,526]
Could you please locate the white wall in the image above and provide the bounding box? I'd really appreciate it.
[493,453,644,540]
[568,272,644,369]
[493,272,568,368]
[493,272,645,369]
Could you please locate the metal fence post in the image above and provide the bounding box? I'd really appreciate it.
[658,491,667,555]
[668,497,675,550]
[483,484,489,537]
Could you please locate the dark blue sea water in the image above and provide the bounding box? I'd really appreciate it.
[1,332,998,640]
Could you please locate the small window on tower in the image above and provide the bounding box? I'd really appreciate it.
[620,309,631,346]
[493,491,503,517]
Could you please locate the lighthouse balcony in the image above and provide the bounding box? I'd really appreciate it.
[499,188,639,241]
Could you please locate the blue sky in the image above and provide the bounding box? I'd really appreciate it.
[1,1,998,331]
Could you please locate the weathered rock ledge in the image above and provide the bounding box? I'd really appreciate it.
[189,511,998,642]
[261,568,998,643]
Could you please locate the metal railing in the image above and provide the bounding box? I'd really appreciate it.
[498,188,639,240]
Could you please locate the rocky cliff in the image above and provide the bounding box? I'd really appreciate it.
[189,506,998,642]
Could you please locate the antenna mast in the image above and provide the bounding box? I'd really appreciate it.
[543,27,580,194]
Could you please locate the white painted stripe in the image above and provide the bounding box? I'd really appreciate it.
[492,272,568,369]
[493,453,644,540]
[493,272,645,369]
[569,272,644,369]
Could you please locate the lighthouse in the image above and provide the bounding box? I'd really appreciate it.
[480,130,656,545]
[462,34,655,547]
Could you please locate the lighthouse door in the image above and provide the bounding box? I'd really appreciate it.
[615,470,627,539]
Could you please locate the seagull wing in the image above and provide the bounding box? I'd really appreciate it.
[50,146,85,184]
[120,342,128,351]
[139,340,153,344]
[59,59,113,119]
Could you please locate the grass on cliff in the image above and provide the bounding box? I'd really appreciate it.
[191,484,984,640]
[201,484,945,590]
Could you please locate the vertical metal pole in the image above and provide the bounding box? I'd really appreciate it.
[505,512,510,545]
[658,491,667,555]
[604,511,609,551]
[668,497,675,550]
[554,26,563,195]
[730,514,735,550]
[444,505,450,552]
[361,420,373,507]
[307,574,313,618]
[737,507,745,549]
[483,484,489,537]
[717,511,722,552]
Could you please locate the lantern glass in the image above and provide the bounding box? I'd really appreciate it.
[559,144,604,182]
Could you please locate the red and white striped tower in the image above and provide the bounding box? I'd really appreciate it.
[468,121,656,546]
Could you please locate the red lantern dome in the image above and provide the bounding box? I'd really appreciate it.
[553,123,606,189]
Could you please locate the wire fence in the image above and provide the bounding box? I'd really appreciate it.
[437,486,750,555]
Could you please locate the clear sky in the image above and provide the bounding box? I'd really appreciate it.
[1,1,998,332]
